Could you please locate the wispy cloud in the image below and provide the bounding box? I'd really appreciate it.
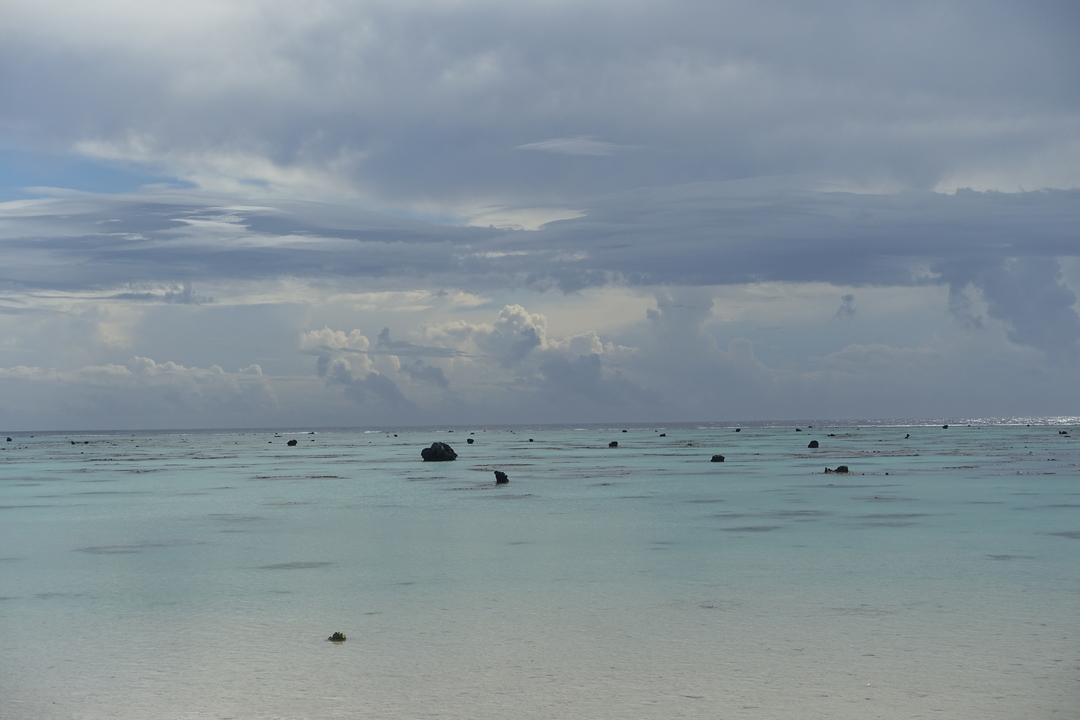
[515,137,640,157]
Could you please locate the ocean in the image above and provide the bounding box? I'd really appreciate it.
[2,420,1078,719]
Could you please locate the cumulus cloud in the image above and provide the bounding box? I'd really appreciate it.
[400,359,450,388]
[0,355,279,429]
[321,356,412,410]
[421,304,549,367]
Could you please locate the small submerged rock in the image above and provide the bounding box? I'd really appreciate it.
[327,632,347,643]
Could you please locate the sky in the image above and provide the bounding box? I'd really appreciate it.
[1,0,1078,430]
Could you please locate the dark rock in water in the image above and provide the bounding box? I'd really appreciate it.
[711,454,725,462]
[807,440,819,448]
[659,433,666,437]
[828,433,836,437]
[1059,430,1068,435]
[421,442,457,461]
[328,632,346,643]
[609,441,618,448]
[6,437,10,442]
[467,438,474,444]
[494,470,509,484]
[735,428,741,432]
[529,438,534,442]
[824,465,851,474]
[622,429,628,433]
[942,424,949,429]
[795,428,802,432]
[905,434,910,439]
[287,439,298,446]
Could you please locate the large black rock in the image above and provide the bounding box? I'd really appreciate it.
[494,470,509,484]
[807,440,819,448]
[421,442,457,461]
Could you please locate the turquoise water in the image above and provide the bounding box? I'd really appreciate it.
[2,422,1078,719]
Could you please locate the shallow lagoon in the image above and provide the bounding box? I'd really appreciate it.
[2,421,1078,719]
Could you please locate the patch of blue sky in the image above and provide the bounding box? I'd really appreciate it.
[0,148,193,201]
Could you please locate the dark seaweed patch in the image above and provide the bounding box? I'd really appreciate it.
[853,513,928,519]
[721,525,781,532]
[1049,531,1080,540]
[77,540,198,554]
[849,520,920,528]
[805,483,899,489]
[258,561,333,570]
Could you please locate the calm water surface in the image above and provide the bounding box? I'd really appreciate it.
[2,421,1078,719]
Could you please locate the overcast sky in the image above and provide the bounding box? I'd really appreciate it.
[1,0,1078,430]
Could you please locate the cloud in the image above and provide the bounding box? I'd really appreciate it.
[2,1,1080,428]
[107,283,211,304]
[937,256,1080,362]
[0,355,279,429]
[400,359,450,388]
[3,1,1078,209]
[833,294,856,321]
[322,356,412,410]
[515,137,638,157]
[421,304,549,367]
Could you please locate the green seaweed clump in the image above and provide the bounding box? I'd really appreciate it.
[328,631,347,643]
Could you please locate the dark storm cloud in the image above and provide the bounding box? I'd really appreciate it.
[5,185,1078,293]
